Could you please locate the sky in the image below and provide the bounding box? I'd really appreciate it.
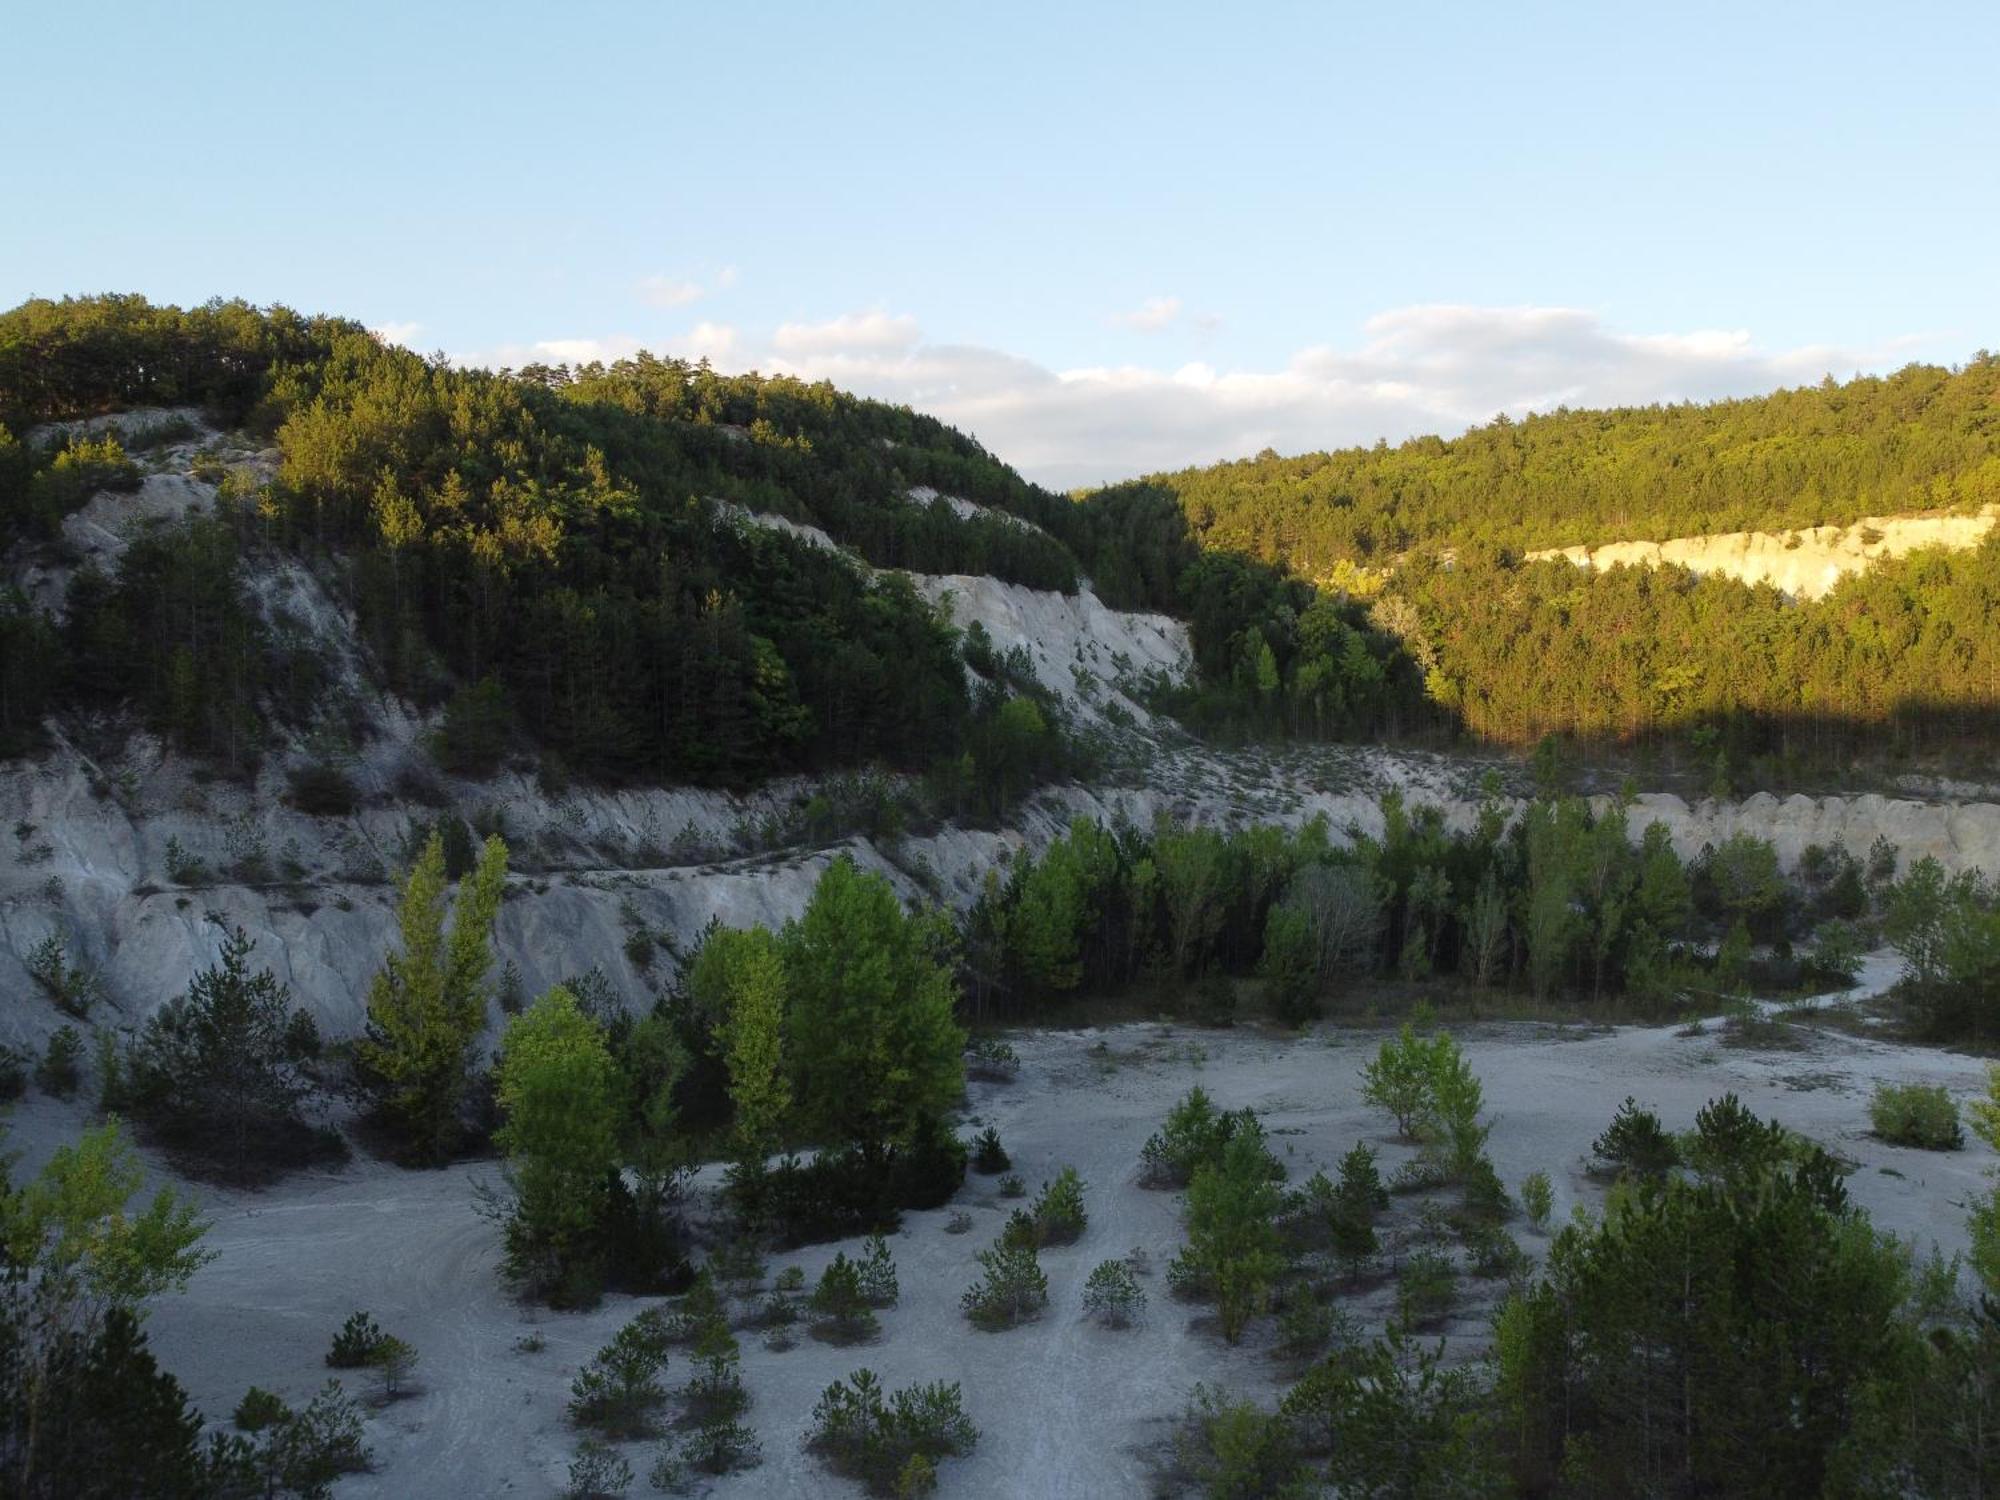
[6,0,1998,488]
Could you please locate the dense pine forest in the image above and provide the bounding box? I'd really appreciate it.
[5,295,2000,791]
[1093,356,2000,570]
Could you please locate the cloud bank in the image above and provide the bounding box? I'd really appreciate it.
[458,304,1918,490]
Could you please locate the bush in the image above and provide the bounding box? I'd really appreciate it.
[1868,1082,1965,1150]
[285,761,359,816]
[810,1253,881,1344]
[965,1036,1019,1083]
[233,1379,372,1494]
[1028,1166,1086,1246]
[1397,1247,1458,1329]
[1592,1097,1680,1178]
[1685,1092,1793,1181]
[326,1311,388,1369]
[961,1240,1048,1330]
[568,1313,671,1438]
[26,933,105,1018]
[233,1386,288,1433]
[1520,1170,1554,1230]
[1139,1086,1271,1189]
[857,1234,900,1308]
[672,1413,762,1478]
[1169,1383,1308,1498]
[997,1172,1025,1199]
[34,1025,83,1098]
[970,1126,1010,1174]
[1082,1259,1146,1328]
[0,1045,24,1102]
[371,1335,419,1401]
[806,1369,978,1496]
[678,1321,748,1426]
[566,1437,632,1498]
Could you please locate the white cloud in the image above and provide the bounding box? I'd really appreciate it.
[370,321,424,348]
[1109,295,1183,333]
[637,266,742,308]
[638,276,704,308]
[772,310,920,356]
[458,303,1918,490]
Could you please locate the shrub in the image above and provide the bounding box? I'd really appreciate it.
[34,1025,83,1098]
[371,1335,419,1401]
[236,1380,372,1493]
[435,676,513,777]
[1175,1132,1286,1342]
[806,1369,978,1496]
[1520,1170,1554,1230]
[568,1313,671,1438]
[124,925,335,1181]
[1592,1097,1680,1178]
[1029,1166,1086,1246]
[1275,1287,1346,1361]
[1139,1086,1272,1189]
[674,1413,761,1478]
[0,1045,24,1103]
[233,1386,288,1432]
[1360,1023,1436,1136]
[970,1126,1010,1173]
[678,1321,748,1426]
[1169,1383,1308,1499]
[1460,1155,1512,1224]
[26,933,105,1018]
[1868,1082,1965,1150]
[326,1311,388,1369]
[810,1253,881,1344]
[965,1036,1019,1083]
[1082,1259,1146,1328]
[565,1438,631,1498]
[997,1173,1025,1199]
[857,1234,900,1308]
[1685,1092,1792,1181]
[944,1210,973,1235]
[775,1265,806,1292]
[286,762,359,817]
[1397,1247,1458,1329]
[961,1240,1048,1330]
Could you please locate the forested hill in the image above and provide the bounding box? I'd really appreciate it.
[1088,357,2000,580]
[0,294,1139,792]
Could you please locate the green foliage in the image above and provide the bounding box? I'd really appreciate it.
[856,1235,899,1308]
[25,932,104,1018]
[1867,1082,1965,1150]
[782,856,964,1154]
[568,1311,671,1439]
[1396,1247,1458,1330]
[122,925,332,1180]
[565,1438,631,1498]
[1140,1086,1272,1190]
[806,1368,978,1497]
[356,829,508,1162]
[1082,1259,1146,1328]
[960,1239,1048,1331]
[1592,1096,1680,1178]
[325,1311,388,1369]
[1497,1134,1918,1497]
[434,676,512,776]
[1283,1323,1502,1497]
[695,926,790,1171]
[810,1253,880,1343]
[1027,1166,1087,1246]
[1174,1132,1286,1342]
[1519,1170,1554,1230]
[970,1126,1010,1174]
[1168,1383,1308,1499]
[33,1026,82,1099]
[494,986,623,1305]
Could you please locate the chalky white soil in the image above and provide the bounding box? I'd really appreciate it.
[16,996,1982,1498]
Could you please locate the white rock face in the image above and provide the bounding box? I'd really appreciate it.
[913,572,1191,730]
[1527,505,2000,598]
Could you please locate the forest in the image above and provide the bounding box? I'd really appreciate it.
[8,297,2000,789]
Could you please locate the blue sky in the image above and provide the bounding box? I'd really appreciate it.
[7,1,1997,485]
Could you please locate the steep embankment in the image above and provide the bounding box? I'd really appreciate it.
[1527,506,2000,598]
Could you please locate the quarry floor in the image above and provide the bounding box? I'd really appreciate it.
[11,987,1996,1499]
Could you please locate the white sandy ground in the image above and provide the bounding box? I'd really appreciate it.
[6,988,1991,1500]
